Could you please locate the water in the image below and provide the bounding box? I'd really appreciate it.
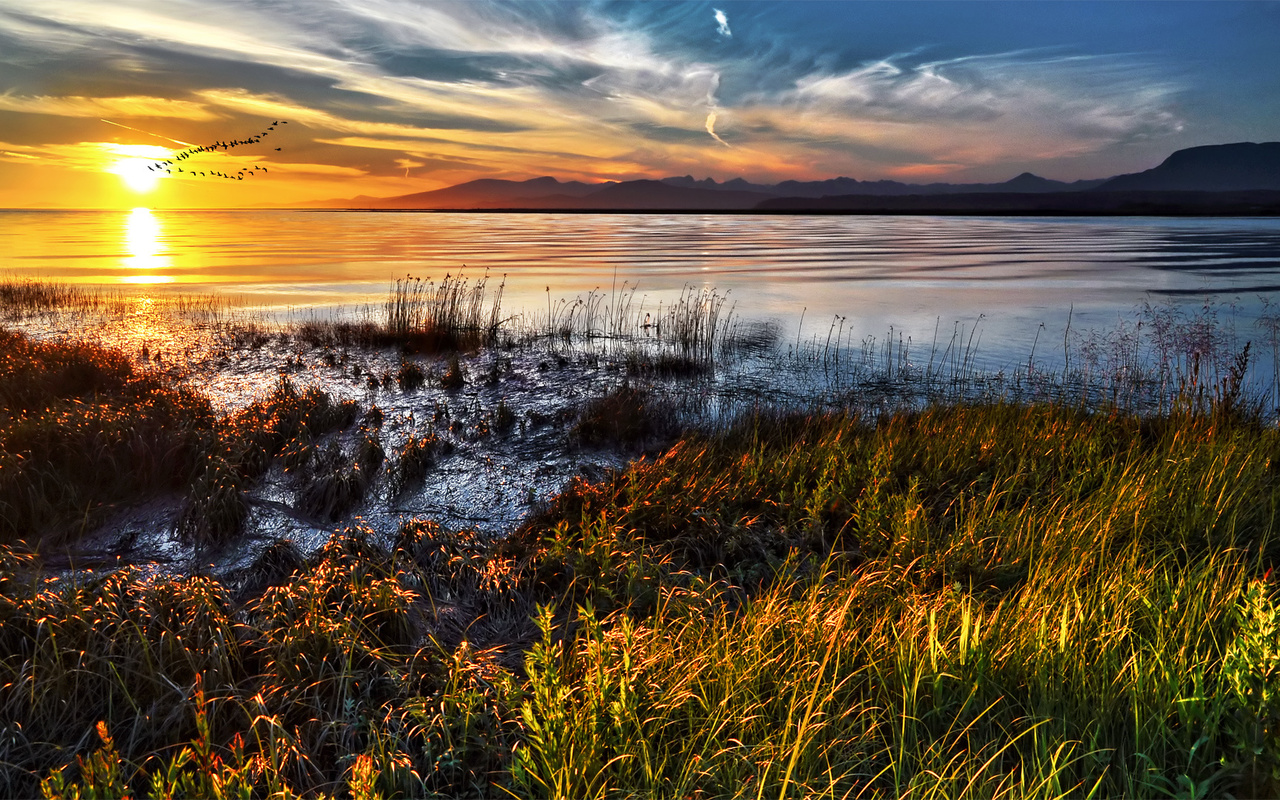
[6,209,1280,369]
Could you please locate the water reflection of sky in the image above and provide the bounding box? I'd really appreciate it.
[4,209,1280,368]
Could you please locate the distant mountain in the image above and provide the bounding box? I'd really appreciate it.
[297,141,1280,212]
[663,173,1104,197]
[475,180,775,210]
[1097,142,1280,192]
[310,176,603,209]
[307,172,1102,210]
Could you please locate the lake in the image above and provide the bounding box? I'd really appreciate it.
[5,208,1280,370]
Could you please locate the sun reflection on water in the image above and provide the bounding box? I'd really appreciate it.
[122,208,174,284]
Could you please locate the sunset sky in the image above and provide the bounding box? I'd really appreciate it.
[1,0,1277,208]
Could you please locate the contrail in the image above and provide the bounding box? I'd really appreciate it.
[100,119,194,147]
[714,8,731,37]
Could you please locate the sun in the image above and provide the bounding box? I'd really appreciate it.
[113,159,161,193]
[103,143,172,194]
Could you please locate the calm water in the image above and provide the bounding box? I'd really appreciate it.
[5,208,1280,367]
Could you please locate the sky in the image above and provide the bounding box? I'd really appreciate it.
[0,0,1277,208]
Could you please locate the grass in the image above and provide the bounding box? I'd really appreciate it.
[7,395,1278,798]
[570,384,676,449]
[0,326,362,548]
[7,282,1280,798]
[498,402,1280,799]
[0,328,215,544]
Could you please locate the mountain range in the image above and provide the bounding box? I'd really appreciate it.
[306,141,1280,214]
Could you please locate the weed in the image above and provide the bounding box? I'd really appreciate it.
[389,432,444,496]
[396,360,426,391]
[494,399,517,433]
[570,385,676,449]
[441,355,465,390]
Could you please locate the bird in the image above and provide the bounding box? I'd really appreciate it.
[274,147,281,151]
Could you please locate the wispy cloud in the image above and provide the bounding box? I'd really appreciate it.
[0,93,220,121]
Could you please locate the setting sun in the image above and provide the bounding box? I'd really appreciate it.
[114,160,160,193]
[105,144,172,195]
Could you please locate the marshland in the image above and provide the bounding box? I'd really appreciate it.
[5,211,1280,799]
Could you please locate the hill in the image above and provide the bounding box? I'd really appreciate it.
[1098,142,1280,192]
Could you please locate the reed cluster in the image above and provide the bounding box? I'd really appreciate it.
[386,272,505,351]
[534,282,741,371]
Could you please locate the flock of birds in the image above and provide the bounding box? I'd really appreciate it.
[145,120,288,181]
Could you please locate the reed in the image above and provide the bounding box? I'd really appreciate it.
[385,271,505,351]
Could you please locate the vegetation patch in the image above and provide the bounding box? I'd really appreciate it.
[0,328,214,544]
[570,384,677,449]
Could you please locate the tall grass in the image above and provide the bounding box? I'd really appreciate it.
[504,403,1280,798]
[386,271,505,350]
[7,402,1280,797]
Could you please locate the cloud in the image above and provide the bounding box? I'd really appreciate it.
[735,50,1186,171]
[0,93,219,121]
[704,111,730,147]
[714,9,731,38]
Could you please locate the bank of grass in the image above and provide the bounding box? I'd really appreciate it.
[2,390,1278,797]
[0,328,358,547]
[504,404,1280,798]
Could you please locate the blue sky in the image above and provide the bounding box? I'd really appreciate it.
[0,0,1276,206]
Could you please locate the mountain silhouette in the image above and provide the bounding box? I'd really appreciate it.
[1098,142,1280,192]
[299,141,1280,213]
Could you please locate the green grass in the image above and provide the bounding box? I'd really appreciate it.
[6,400,1279,798]
[5,323,1280,798]
[499,404,1280,799]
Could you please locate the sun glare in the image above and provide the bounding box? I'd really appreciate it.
[104,143,172,195]
[115,160,161,193]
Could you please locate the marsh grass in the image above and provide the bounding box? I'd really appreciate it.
[503,403,1280,799]
[180,376,361,544]
[0,329,214,544]
[389,432,447,497]
[1,526,525,799]
[569,385,678,450]
[7,401,1280,798]
[0,326,365,547]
